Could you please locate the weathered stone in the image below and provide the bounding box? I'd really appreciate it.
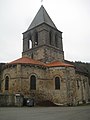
[0,6,90,106]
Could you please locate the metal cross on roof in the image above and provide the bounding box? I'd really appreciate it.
[41,0,43,2]
[41,0,43,5]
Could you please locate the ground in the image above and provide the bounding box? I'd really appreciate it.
[0,106,90,120]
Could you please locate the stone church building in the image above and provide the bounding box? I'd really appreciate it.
[0,6,90,106]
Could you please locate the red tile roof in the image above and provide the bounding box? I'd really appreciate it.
[46,61,74,67]
[9,57,46,66]
[8,57,74,68]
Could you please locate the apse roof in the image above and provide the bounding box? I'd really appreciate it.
[9,57,46,66]
[28,5,57,30]
[8,57,74,68]
[46,61,74,67]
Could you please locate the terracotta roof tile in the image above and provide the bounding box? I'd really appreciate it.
[46,61,74,67]
[9,57,46,66]
[8,57,74,68]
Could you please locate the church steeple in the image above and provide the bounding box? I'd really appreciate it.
[22,6,64,63]
[28,5,57,30]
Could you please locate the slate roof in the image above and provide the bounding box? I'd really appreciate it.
[28,5,57,30]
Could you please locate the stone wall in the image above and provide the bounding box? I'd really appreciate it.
[1,63,90,106]
[0,94,15,106]
[0,63,5,91]
[1,64,46,94]
[0,93,23,107]
[22,45,64,63]
[75,73,90,104]
[22,23,64,63]
[1,64,67,105]
[46,67,76,105]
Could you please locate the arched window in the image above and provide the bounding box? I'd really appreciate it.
[5,76,9,90]
[55,77,60,90]
[77,80,80,89]
[35,32,38,46]
[55,34,58,47]
[28,35,32,49]
[49,31,52,45]
[28,40,32,49]
[30,75,36,90]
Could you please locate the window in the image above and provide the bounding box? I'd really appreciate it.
[83,80,85,88]
[35,32,38,46]
[28,34,32,49]
[5,76,9,90]
[77,80,80,89]
[55,34,58,47]
[55,77,60,90]
[30,75,36,90]
[28,40,32,49]
[49,31,52,45]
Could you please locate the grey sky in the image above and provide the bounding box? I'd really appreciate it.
[0,0,90,63]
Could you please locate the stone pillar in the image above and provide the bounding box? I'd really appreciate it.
[85,78,89,102]
[23,38,29,52]
[57,36,63,51]
[51,31,55,46]
[38,30,49,45]
[17,64,21,77]
[16,64,22,93]
[65,67,76,106]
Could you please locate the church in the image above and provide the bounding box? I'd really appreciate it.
[0,5,90,106]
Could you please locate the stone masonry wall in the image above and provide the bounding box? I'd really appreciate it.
[1,64,72,105]
[22,23,64,63]
[22,45,64,63]
[0,94,15,106]
[75,73,90,104]
[1,63,89,105]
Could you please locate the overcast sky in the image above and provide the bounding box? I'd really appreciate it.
[0,0,90,63]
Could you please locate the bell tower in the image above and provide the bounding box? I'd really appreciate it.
[22,5,64,63]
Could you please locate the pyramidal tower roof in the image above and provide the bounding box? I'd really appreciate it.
[28,5,57,30]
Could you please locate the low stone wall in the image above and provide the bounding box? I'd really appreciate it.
[0,94,15,106]
[0,93,23,107]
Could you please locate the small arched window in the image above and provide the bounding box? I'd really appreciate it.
[30,75,36,90]
[49,31,52,45]
[28,39,32,49]
[35,32,38,46]
[5,76,9,90]
[77,80,80,89]
[55,77,60,90]
[28,35,32,49]
[55,34,58,47]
